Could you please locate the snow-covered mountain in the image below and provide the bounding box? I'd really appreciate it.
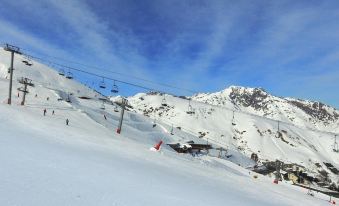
[126,88,339,188]
[192,86,339,132]
[0,48,338,205]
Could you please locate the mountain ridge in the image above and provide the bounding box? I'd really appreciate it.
[191,85,339,132]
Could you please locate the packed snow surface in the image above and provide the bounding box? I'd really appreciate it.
[0,49,336,205]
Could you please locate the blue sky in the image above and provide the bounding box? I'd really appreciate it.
[0,0,339,108]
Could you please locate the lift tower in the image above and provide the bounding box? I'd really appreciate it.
[4,44,22,105]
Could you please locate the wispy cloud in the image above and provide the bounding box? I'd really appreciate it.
[0,18,65,56]
[0,0,153,87]
[0,0,338,107]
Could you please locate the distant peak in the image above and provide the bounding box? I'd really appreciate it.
[224,85,268,94]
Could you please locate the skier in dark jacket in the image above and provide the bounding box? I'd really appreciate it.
[43,109,47,116]
[66,118,69,126]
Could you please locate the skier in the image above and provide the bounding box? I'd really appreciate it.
[17,92,20,97]
[35,94,38,98]
[66,118,69,126]
[47,97,49,101]
[52,110,55,115]
[104,114,107,120]
[43,108,47,116]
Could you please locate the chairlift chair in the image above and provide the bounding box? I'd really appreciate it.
[111,81,119,93]
[186,105,194,114]
[114,105,119,112]
[99,78,106,89]
[231,110,236,126]
[22,56,28,64]
[58,69,65,76]
[333,137,338,152]
[186,100,195,114]
[22,55,33,66]
[27,56,33,66]
[100,102,105,110]
[170,124,174,135]
[66,71,73,79]
[161,96,168,107]
[152,117,157,128]
[65,93,71,103]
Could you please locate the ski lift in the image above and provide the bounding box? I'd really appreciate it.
[114,105,119,112]
[111,80,119,93]
[58,69,65,76]
[161,95,168,107]
[333,135,338,153]
[66,70,73,79]
[152,117,157,128]
[99,78,106,89]
[152,113,157,128]
[232,110,236,126]
[100,101,105,110]
[18,77,34,87]
[22,55,33,66]
[66,94,71,103]
[186,100,195,114]
[187,105,194,114]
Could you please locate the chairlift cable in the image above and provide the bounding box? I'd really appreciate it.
[18,50,198,94]
[28,54,179,95]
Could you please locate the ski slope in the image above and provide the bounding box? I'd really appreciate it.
[127,91,339,184]
[0,49,336,205]
[193,86,339,133]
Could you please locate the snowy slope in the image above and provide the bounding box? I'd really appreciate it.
[0,48,337,205]
[127,91,339,186]
[193,86,339,132]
